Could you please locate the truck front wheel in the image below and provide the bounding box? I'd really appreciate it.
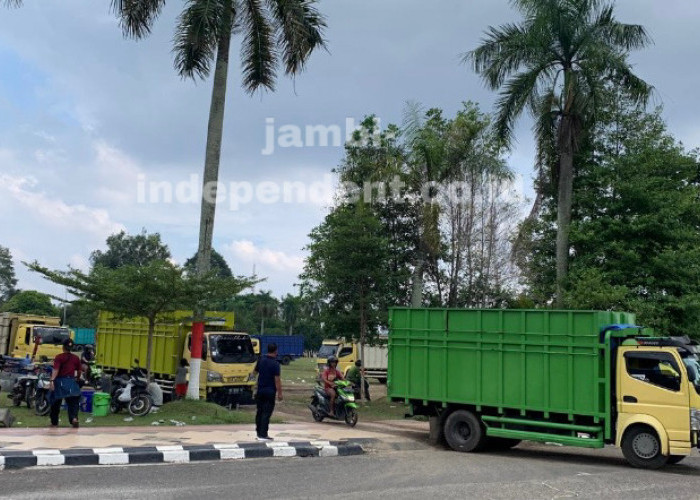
[281,356,292,365]
[443,410,486,453]
[621,425,668,469]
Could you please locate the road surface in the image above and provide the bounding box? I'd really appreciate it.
[2,444,700,499]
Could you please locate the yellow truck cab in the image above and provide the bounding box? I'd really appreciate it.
[251,338,260,356]
[97,311,258,406]
[615,337,700,464]
[182,330,258,405]
[0,313,70,361]
[317,339,356,377]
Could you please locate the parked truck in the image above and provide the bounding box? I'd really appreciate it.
[317,339,388,383]
[0,313,71,361]
[388,307,700,469]
[252,335,304,365]
[97,310,258,406]
[72,327,96,345]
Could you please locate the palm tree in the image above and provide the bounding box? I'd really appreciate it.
[112,0,326,396]
[281,294,300,335]
[467,0,652,305]
[254,292,278,335]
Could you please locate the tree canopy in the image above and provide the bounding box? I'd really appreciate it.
[1,290,59,316]
[90,230,171,269]
[0,245,17,305]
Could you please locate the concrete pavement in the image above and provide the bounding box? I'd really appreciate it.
[0,419,428,451]
[3,444,700,499]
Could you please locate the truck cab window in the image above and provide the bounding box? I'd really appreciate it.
[338,347,353,358]
[625,352,681,392]
[24,328,31,345]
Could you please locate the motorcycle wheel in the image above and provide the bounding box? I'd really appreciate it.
[128,394,153,417]
[12,393,22,407]
[25,385,35,409]
[35,394,50,416]
[345,407,358,427]
[110,399,121,414]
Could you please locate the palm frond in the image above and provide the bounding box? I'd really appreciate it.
[493,62,552,146]
[111,0,166,39]
[466,22,547,89]
[401,100,426,147]
[240,0,277,93]
[266,0,327,75]
[174,0,228,80]
[2,0,22,7]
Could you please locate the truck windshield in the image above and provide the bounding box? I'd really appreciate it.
[209,335,256,364]
[318,344,338,358]
[34,327,70,345]
[681,352,700,395]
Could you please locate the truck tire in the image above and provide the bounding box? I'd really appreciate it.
[621,425,668,469]
[443,410,487,453]
[281,355,292,365]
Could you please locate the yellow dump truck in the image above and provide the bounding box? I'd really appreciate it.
[0,312,71,361]
[97,311,258,406]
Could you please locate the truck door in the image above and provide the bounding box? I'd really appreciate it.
[337,344,355,376]
[618,348,690,443]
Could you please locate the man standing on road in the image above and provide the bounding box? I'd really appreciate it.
[255,343,283,441]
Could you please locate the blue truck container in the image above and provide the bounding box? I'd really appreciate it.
[253,335,304,365]
[73,328,96,345]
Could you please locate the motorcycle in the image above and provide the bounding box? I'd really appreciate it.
[83,361,103,390]
[110,360,153,417]
[308,379,359,427]
[33,364,53,416]
[8,370,37,409]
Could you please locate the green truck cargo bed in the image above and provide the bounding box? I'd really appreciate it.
[388,308,635,418]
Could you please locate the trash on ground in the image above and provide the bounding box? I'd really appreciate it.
[123,417,134,422]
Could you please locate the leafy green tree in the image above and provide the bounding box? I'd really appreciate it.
[0,245,17,304]
[184,249,232,278]
[27,260,255,379]
[1,290,59,316]
[280,294,300,335]
[64,300,99,329]
[467,0,653,304]
[91,230,171,269]
[302,203,390,344]
[255,291,279,335]
[522,101,700,335]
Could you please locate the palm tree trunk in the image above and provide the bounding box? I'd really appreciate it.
[555,118,575,307]
[188,9,233,401]
[410,258,423,307]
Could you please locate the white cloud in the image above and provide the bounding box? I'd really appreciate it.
[0,173,125,240]
[226,240,305,273]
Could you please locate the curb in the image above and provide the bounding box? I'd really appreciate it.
[0,440,365,470]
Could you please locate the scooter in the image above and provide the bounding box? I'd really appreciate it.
[83,361,103,390]
[309,379,359,427]
[33,364,53,416]
[110,360,153,417]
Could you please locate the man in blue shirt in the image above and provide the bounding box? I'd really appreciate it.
[254,343,283,441]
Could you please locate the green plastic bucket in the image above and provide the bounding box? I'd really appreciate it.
[92,392,111,417]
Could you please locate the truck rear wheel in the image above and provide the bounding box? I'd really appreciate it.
[443,410,487,452]
[621,425,668,469]
[281,356,292,365]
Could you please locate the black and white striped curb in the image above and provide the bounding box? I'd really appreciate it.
[0,440,365,470]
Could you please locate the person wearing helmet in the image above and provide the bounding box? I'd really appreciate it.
[321,356,344,417]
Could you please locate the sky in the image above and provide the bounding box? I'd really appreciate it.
[0,0,699,300]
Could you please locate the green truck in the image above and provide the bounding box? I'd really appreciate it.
[388,308,700,468]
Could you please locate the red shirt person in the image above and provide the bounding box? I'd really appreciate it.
[49,339,82,428]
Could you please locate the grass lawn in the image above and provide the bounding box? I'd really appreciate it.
[0,398,263,428]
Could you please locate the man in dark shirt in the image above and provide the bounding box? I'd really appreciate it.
[254,343,283,441]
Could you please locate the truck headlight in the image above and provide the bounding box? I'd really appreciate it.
[691,408,700,431]
[207,370,224,383]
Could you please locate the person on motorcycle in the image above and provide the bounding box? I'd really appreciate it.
[347,360,370,401]
[321,356,344,417]
[81,345,95,369]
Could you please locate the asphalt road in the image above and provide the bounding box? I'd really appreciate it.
[3,444,700,499]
